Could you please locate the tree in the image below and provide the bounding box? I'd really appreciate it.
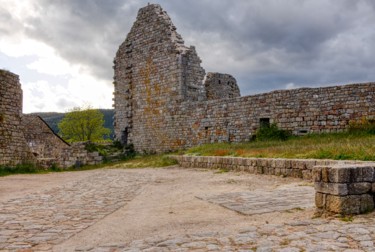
[58,106,111,142]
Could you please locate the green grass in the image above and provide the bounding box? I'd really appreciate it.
[108,154,178,169]
[0,163,46,177]
[185,132,375,161]
[0,154,178,177]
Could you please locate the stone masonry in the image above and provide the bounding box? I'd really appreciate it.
[114,4,375,153]
[22,115,70,160]
[21,115,103,168]
[0,70,35,166]
[0,69,102,168]
[205,72,240,100]
[313,164,375,215]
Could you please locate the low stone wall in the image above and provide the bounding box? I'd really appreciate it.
[313,164,375,215]
[172,155,368,181]
[36,142,103,168]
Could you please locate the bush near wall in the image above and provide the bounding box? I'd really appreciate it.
[349,117,375,134]
[256,123,291,141]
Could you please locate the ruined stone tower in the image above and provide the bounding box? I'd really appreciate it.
[114,4,375,153]
[114,4,206,150]
[0,70,35,166]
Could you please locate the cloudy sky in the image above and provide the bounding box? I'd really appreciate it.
[1,0,375,113]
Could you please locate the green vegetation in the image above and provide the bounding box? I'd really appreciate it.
[0,154,177,177]
[0,163,44,176]
[85,142,136,162]
[185,118,375,161]
[34,109,114,139]
[185,132,375,161]
[58,106,111,142]
[339,215,354,222]
[256,123,291,141]
[109,154,178,169]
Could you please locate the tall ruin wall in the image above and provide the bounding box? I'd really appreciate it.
[114,4,375,153]
[0,70,35,166]
[113,4,206,149]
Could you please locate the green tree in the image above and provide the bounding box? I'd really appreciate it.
[58,106,111,142]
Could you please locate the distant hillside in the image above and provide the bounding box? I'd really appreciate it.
[29,109,115,139]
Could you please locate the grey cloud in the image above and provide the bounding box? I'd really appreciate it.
[6,0,375,95]
[0,6,23,35]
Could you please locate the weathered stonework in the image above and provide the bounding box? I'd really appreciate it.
[313,165,375,215]
[114,4,375,153]
[21,115,103,168]
[0,70,35,166]
[205,72,240,100]
[1,70,102,168]
[22,115,70,159]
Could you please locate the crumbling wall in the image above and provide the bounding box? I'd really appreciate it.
[205,73,240,100]
[0,70,35,166]
[113,4,206,151]
[22,115,70,159]
[114,4,375,153]
[21,115,102,168]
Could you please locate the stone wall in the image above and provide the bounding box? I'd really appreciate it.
[172,155,370,181]
[22,115,70,159]
[113,4,231,151]
[0,70,35,166]
[114,4,375,153]
[205,73,240,100]
[313,164,375,215]
[21,115,103,168]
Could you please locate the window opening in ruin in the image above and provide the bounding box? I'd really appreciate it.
[205,126,211,141]
[259,118,270,128]
[122,127,129,145]
[298,129,308,135]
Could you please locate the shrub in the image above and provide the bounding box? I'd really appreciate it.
[256,123,291,141]
[349,117,375,134]
[122,143,136,159]
[0,163,40,176]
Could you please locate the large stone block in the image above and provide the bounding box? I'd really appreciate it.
[347,182,372,195]
[314,182,348,196]
[325,194,374,215]
[328,166,351,183]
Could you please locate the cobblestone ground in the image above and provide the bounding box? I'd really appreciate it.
[0,170,150,251]
[1,168,375,252]
[198,185,315,215]
[76,218,375,252]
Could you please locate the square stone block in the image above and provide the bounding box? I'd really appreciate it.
[312,166,322,182]
[347,182,372,195]
[326,195,360,214]
[360,166,375,182]
[328,167,351,183]
[314,182,348,196]
[326,194,374,215]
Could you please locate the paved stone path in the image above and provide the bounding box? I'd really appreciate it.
[198,185,315,215]
[0,170,150,251]
[75,217,375,251]
[1,168,375,251]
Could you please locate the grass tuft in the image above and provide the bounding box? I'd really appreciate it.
[185,132,375,161]
[110,154,178,169]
